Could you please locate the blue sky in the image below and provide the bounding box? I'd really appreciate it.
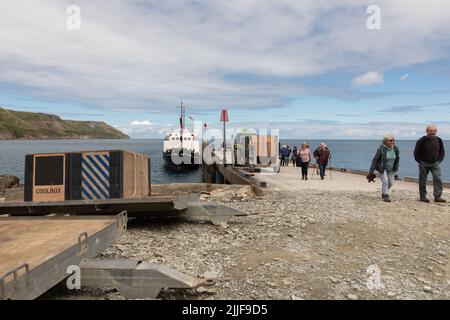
[1,0,450,139]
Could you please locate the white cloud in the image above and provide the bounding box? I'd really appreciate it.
[0,1,449,112]
[118,121,172,138]
[232,120,450,140]
[400,73,410,81]
[352,71,384,87]
[131,120,152,126]
[117,118,450,140]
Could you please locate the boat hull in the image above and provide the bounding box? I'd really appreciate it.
[163,149,200,171]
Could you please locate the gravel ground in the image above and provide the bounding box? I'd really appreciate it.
[43,188,449,300]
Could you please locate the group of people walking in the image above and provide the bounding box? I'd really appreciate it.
[279,125,446,203]
[368,125,446,203]
[279,143,332,180]
[279,145,296,167]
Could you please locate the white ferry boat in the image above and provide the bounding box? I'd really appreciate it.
[162,102,201,170]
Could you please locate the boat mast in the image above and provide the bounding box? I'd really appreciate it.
[179,100,185,149]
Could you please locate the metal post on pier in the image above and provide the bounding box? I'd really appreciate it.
[220,109,229,166]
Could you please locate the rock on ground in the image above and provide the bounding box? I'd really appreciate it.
[0,175,20,194]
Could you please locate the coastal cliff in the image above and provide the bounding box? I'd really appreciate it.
[0,107,129,140]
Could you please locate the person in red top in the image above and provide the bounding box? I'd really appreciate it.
[313,143,332,180]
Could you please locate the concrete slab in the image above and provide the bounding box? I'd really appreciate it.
[254,166,450,194]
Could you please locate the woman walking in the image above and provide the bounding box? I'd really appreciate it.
[299,143,312,180]
[367,134,400,202]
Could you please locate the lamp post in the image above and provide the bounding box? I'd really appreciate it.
[220,109,229,166]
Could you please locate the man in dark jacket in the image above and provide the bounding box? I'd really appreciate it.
[414,125,446,203]
[313,143,331,180]
[286,145,291,167]
[279,145,287,167]
[291,146,298,167]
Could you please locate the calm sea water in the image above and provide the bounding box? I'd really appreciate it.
[282,139,450,182]
[0,139,448,183]
[0,139,202,184]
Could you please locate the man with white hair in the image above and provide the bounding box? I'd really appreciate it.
[313,142,332,180]
[414,125,446,203]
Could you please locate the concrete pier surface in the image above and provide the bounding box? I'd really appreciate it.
[42,165,450,300]
[7,164,447,300]
[254,166,449,194]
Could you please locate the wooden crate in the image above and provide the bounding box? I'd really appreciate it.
[255,135,279,165]
[256,135,279,158]
[24,150,151,202]
[233,134,279,166]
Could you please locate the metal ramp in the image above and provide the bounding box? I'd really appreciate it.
[173,192,248,226]
[80,259,215,299]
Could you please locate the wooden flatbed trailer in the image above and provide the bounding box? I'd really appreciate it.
[0,197,176,217]
[0,213,127,300]
[0,193,249,226]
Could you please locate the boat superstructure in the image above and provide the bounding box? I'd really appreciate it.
[163,101,201,170]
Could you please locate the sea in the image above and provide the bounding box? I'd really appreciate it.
[0,139,449,183]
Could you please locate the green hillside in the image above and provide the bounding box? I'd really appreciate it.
[0,107,129,139]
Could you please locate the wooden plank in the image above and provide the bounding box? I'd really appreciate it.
[0,216,116,276]
[0,214,125,299]
[0,196,177,217]
[151,183,235,194]
[1,196,174,207]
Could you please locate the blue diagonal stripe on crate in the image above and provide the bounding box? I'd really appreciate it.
[81,164,109,191]
[81,186,93,200]
[82,158,108,185]
[86,155,109,181]
[95,154,110,171]
[81,153,110,200]
[81,168,109,199]
[82,158,109,191]
[82,177,102,199]
[82,163,109,199]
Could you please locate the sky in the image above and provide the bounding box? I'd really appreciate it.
[1,0,450,139]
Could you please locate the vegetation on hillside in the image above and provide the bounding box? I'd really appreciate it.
[0,107,129,139]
